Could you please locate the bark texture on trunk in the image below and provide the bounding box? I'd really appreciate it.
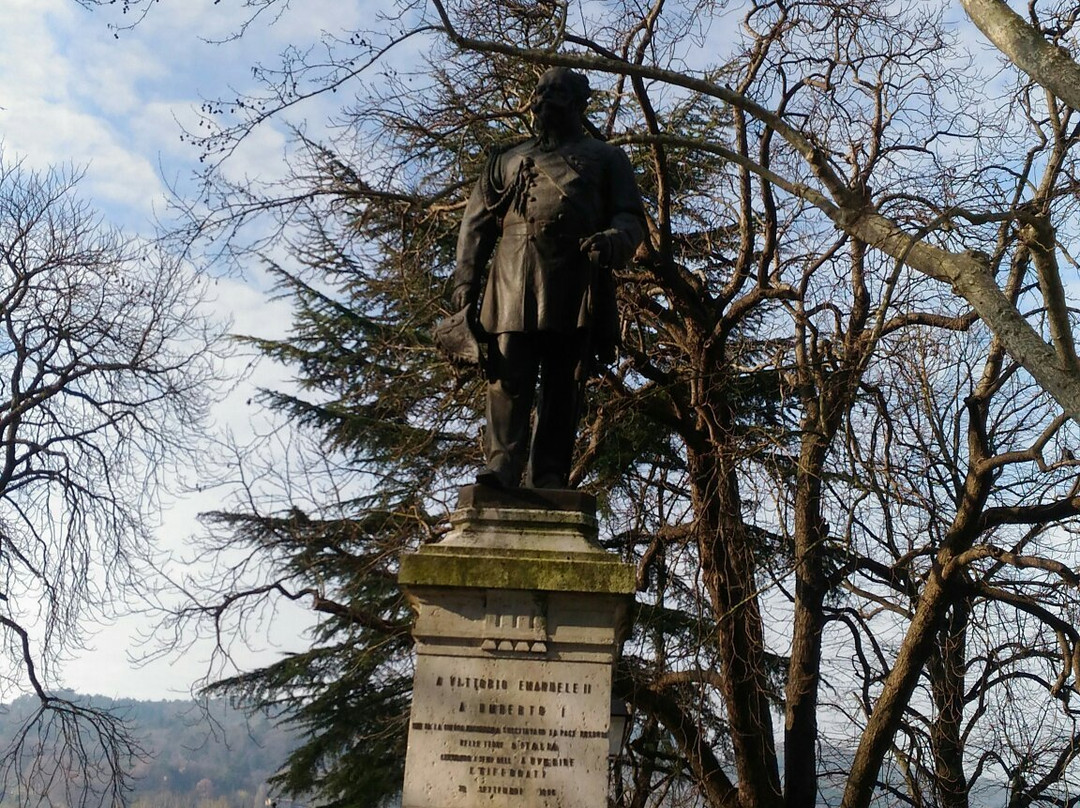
[930,601,970,808]
[689,447,782,808]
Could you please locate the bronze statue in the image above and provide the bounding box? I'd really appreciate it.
[450,67,646,489]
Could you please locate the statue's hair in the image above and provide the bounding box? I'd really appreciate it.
[539,67,591,108]
[564,70,591,107]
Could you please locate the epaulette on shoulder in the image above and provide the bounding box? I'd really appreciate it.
[485,135,531,159]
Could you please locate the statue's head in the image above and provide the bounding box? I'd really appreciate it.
[531,67,590,141]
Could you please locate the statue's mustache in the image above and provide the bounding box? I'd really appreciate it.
[532,101,572,133]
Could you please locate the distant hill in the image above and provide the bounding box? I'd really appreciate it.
[0,692,302,808]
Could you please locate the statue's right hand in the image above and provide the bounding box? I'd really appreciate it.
[451,283,477,311]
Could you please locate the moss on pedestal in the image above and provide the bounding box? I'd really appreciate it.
[399,545,635,594]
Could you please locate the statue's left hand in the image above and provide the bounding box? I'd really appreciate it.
[580,232,614,268]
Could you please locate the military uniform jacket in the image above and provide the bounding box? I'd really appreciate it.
[454,134,645,345]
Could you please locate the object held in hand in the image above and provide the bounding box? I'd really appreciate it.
[433,306,483,367]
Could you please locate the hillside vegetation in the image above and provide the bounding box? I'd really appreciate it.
[0,693,299,808]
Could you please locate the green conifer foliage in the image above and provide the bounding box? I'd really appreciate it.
[169,3,1080,807]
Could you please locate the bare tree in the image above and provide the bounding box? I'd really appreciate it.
[0,154,223,807]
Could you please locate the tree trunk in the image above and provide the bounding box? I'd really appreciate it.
[689,447,782,808]
[784,443,828,808]
[841,568,954,808]
[929,600,970,808]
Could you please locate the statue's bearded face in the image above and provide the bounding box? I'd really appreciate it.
[531,71,579,137]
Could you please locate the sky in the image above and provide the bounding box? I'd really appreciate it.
[0,0,1017,702]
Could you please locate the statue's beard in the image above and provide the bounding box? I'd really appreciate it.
[533,105,580,149]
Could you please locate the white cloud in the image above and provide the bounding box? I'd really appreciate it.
[0,0,168,226]
[0,0,352,230]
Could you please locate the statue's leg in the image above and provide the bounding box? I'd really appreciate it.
[481,332,537,488]
[526,331,586,489]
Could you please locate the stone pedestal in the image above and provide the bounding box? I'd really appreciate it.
[399,486,635,808]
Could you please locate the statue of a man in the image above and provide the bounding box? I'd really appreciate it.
[451,67,646,489]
